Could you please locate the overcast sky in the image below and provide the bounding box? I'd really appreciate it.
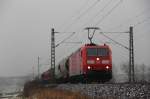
[0,0,150,77]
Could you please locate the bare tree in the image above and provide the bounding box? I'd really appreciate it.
[148,66,150,82]
[120,62,148,82]
[120,62,129,74]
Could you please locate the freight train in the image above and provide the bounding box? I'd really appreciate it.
[41,43,112,83]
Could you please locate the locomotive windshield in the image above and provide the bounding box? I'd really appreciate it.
[87,48,109,56]
[87,48,97,56]
[97,48,109,56]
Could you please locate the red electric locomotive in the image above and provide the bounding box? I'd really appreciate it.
[41,27,112,83]
[56,43,112,82]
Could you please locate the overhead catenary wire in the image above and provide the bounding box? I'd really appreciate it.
[135,21,150,33]
[96,31,129,60]
[58,0,90,30]
[99,31,128,33]
[60,0,122,46]
[98,2,150,41]
[55,32,76,48]
[62,0,101,32]
[133,16,150,28]
[74,0,123,42]
[111,42,129,60]
[56,32,76,34]
[56,0,102,47]
[99,31,129,43]
[56,0,132,51]
[62,41,82,43]
[99,32,129,50]
[109,7,150,31]
[80,0,113,29]
[76,0,101,20]
[95,0,123,26]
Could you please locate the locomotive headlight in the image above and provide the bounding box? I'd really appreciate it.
[102,60,110,64]
[96,58,100,61]
[88,66,91,69]
[106,66,109,69]
[87,60,95,64]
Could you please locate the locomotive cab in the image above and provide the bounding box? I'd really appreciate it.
[81,44,112,80]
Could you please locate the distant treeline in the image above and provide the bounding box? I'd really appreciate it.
[112,63,150,82]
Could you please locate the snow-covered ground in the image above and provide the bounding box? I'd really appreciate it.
[57,83,150,99]
[0,85,23,99]
[0,76,31,99]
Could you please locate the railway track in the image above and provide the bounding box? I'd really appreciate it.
[24,80,150,99]
[55,83,150,99]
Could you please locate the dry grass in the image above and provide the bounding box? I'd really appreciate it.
[27,87,91,99]
[23,81,119,99]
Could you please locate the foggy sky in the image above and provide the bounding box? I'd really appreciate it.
[0,0,150,77]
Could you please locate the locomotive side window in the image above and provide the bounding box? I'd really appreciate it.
[98,48,109,56]
[87,48,97,56]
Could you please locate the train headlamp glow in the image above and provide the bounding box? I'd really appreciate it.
[88,66,91,69]
[102,60,110,64]
[96,58,100,61]
[106,66,109,69]
[87,60,95,64]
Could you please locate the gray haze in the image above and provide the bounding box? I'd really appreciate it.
[0,0,150,77]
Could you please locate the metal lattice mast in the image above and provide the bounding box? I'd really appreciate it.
[129,26,135,82]
[51,28,56,77]
[98,26,135,83]
[38,56,40,79]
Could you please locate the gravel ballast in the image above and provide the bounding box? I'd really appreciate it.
[57,83,150,99]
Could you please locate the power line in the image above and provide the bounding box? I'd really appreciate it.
[55,32,75,48]
[62,0,101,32]
[109,7,150,31]
[97,31,129,60]
[97,37,129,59]
[58,0,102,45]
[95,0,123,26]
[62,42,82,44]
[56,32,76,34]
[75,0,115,38]
[99,32,129,50]
[100,31,129,43]
[80,0,113,29]
[100,31,128,33]
[76,0,101,20]
[75,0,91,15]
[58,0,90,30]
[111,43,129,59]
[136,20,150,30]
[133,16,150,28]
